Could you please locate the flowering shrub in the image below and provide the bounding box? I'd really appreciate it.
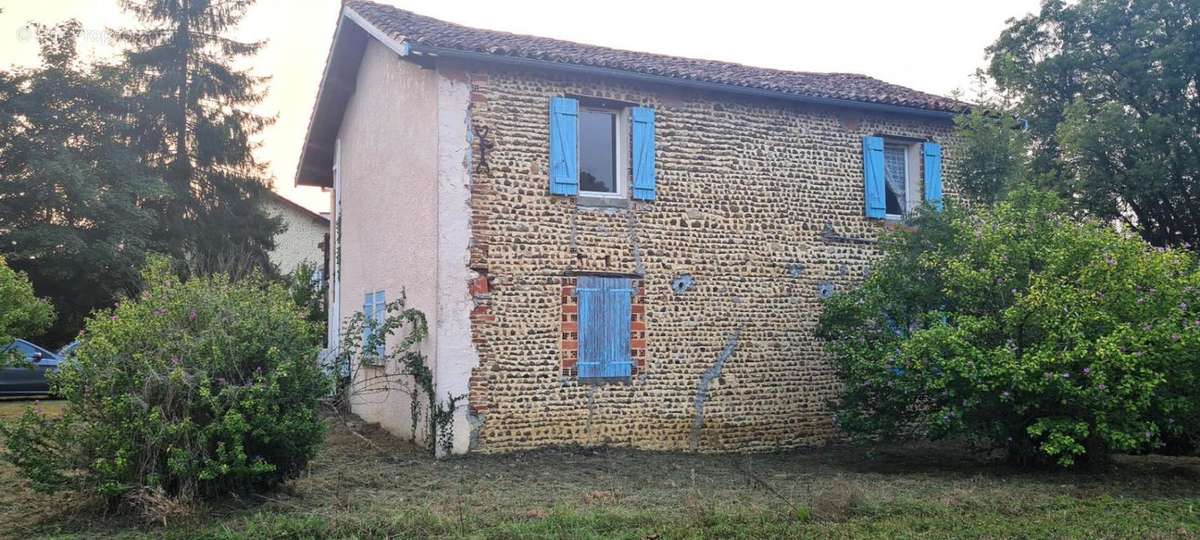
[817,189,1200,466]
[0,259,329,507]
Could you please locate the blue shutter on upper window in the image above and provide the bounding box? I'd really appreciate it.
[863,136,886,219]
[631,107,657,201]
[923,142,943,211]
[576,276,633,379]
[549,97,579,195]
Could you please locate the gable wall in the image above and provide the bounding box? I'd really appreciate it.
[264,198,327,275]
[336,40,441,444]
[455,62,960,453]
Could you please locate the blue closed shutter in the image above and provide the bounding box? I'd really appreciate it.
[362,293,374,356]
[923,142,943,211]
[576,276,633,379]
[863,136,886,219]
[549,97,579,195]
[631,107,656,201]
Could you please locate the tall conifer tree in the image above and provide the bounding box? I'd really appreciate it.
[115,0,280,273]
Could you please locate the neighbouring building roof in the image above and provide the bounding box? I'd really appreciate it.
[296,1,967,187]
[265,190,329,224]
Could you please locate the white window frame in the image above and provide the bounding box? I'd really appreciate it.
[362,289,386,362]
[329,138,342,351]
[883,141,923,219]
[577,105,629,199]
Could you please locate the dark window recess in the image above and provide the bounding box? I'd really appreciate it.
[883,144,907,216]
[885,185,902,216]
[579,109,617,193]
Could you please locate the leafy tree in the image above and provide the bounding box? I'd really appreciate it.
[0,256,54,350]
[286,261,327,341]
[0,22,164,345]
[986,0,1200,248]
[818,189,1200,467]
[953,108,1030,204]
[115,0,280,273]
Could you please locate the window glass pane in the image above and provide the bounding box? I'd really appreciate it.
[579,110,616,193]
[364,290,385,357]
[883,145,907,215]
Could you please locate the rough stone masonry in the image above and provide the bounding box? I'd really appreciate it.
[457,61,960,453]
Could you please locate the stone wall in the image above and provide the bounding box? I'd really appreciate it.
[453,61,960,453]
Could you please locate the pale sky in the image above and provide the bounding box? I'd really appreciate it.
[1,0,1042,213]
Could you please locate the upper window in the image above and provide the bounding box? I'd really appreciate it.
[578,107,625,197]
[865,136,937,220]
[548,97,656,201]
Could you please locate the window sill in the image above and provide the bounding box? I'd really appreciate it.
[577,376,633,385]
[576,196,631,210]
[360,357,386,369]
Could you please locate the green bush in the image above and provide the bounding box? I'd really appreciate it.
[0,259,329,505]
[0,255,54,353]
[817,189,1200,466]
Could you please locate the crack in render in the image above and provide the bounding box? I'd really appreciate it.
[691,327,743,450]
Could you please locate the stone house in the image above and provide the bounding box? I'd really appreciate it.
[295,0,966,456]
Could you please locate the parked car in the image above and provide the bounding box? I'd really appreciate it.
[57,340,81,360]
[0,339,61,396]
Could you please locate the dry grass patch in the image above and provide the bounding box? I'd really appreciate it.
[2,406,1200,538]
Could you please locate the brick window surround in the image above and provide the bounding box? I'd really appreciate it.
[560,276,646,378]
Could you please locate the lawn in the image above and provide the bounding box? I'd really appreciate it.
[3,400,1200,539]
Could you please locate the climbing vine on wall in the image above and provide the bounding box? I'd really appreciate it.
[326,289,463,456]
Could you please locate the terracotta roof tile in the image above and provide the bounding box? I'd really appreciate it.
[346,1,968,114]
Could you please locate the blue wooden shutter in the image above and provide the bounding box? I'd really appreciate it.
[362,292,374,355]
[576,276,633,379]
[631,107,657,201]
[549,97,579,195]
[863,136,886,219]
[373,291,386,356]
[923,142,943,211]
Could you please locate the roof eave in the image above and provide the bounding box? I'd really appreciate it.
[406,43,964,120]
[295,7,390,188]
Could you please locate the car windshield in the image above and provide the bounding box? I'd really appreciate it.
[57,341,80,357]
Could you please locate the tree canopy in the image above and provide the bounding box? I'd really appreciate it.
[0,1,284,343]
[0,22,163,344]
[986,0,1200,248]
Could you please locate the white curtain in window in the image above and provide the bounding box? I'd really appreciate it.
[883,146,907,211]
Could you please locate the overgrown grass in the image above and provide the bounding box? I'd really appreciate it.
[3,400,1200,539]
